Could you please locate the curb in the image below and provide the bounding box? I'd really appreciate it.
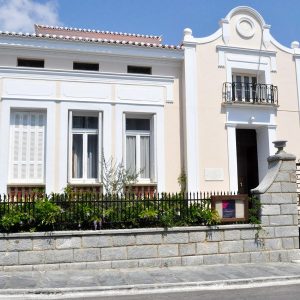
[1,275,300,299]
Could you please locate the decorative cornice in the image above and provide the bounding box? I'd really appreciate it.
[217,45,277,71]
[0,67,175,84]
[216,45,276,56]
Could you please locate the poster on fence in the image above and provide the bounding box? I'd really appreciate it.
[222,200,236,218]
[211,195,248,222]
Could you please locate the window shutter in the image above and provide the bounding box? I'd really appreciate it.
[10,111,46,183]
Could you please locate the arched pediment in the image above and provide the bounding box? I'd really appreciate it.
[220,6,271,49]
[225,6,267,28]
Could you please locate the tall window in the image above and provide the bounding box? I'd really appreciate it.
[10,111,46,184]
[126,118,152,181]
[70,113,100,183]
[232,74,257,102]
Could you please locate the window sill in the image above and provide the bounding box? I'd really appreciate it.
[131,182,157,186]
[7,183,45,187]
[222,101,279,109]
[68,182,102,186]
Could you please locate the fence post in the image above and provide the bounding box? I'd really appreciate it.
[252,140,300,261]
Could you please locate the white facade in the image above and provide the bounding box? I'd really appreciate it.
[0,6,300,194]
[0,32,183,194]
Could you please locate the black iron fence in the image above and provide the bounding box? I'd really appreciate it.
[223,82,278,104]
[0,191,249,232]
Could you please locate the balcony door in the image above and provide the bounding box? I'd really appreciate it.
[232,74,257,102]
[236,129,259,195]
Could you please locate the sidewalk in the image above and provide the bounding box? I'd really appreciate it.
[1,262,300,299]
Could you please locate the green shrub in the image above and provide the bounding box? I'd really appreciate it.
[248,195,261,224]
[34,199,61,229]
[0,193,255,232]
[188,203,221,226]
[139,207,158,220]
[0,205,31,232]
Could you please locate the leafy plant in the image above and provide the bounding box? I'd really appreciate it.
[63,184,73,198]
[177,170,187,193]
[0,206,31,232]
[139,207,158,220]
[188,203,221,226]
[159,209,176,227]
[248,195,261,225]
[34,199,61,228]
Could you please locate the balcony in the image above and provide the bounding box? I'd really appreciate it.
[223,82,278,105]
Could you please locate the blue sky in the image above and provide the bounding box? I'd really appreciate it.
[0,0,299,47]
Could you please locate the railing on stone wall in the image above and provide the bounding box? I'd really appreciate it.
[0,191,246,232]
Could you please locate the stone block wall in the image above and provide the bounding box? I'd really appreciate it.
[252,141,300,262]
[0,141,299,271]
[0,223,299,271]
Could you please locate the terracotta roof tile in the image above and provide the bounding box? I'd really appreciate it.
[0,26,182,50]
[35,24,162,43]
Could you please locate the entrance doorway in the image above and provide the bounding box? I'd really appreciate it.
[236,129,259,194]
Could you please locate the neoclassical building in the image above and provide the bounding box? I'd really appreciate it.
[0,6,299,195]
[182,6,300,194]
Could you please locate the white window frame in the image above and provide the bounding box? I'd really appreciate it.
[68,111,102,185]
[232,73,257,102]
[8,109,46,185]
[124,114,155,184]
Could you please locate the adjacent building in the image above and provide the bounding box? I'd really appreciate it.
[183,6,300,194]
[0,6,299,195]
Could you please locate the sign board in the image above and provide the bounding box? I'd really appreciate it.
[211,195,248,223]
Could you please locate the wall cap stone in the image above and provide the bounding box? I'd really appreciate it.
[268,153,296,163]
[0,224,259,239]
[252,160,281,194]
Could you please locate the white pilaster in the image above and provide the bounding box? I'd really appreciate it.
[267,125,277,155]
[294,55,300,123]
[0,101,10,194]
[257,127,268,181]
[263,25,271,48]
[226,124,238,192]
[44,103,56,194]
[220,19,230,45]
[183,29,200,192]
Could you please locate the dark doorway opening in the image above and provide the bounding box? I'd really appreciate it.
[236,129,259,195]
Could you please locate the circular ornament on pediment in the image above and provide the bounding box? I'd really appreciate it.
[236,17,255,39]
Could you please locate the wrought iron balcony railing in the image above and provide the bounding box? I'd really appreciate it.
[223,82,278,105]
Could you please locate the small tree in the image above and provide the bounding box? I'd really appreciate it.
[177,169,187,193]
[102,156,139,195]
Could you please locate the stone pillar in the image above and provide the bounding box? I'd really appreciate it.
[252,140,300,261]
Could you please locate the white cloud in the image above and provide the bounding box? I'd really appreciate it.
[0,0,62,33]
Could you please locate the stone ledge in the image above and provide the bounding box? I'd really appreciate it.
[0,224,260,239]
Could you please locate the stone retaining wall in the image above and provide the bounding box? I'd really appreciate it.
[0,141,299,271]
[0,224,299,271]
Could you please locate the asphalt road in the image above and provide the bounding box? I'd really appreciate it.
[92,284,300,300]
